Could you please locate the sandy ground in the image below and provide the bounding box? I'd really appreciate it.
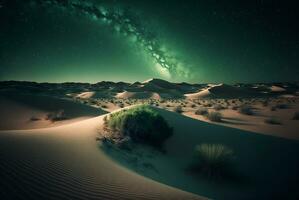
[0,114,203,200]
[0,94,106,130]
[180,98,299,140]
[99,107,299,199]
[0,97,298,199]
[76,96,299,140]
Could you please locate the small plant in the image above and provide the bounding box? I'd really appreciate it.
[101,104,108,108]
[190,144,235,179]
[46,110,67,122]
[292,111,299,120]
[119,103,124,108]
[264,117,281,125]
[174,106,183,113]
[207,111,222,122]
[213,104,224,111]
[195,107,208,115]
[238,105,254,115]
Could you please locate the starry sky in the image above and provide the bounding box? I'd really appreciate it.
[0,0,299,83]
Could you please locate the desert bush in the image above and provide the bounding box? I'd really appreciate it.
[207,111,222,122]
[102,105,173,149]
[292,111,299,120]
[46,110,67,121]
[195,107,208,115]
[101,104,108,108]
[213,104,224,111]
[191,144,235,179]
[174,106,183,113]
[264,117,281,125]
[118,103,124,108]
[238,105,254,115]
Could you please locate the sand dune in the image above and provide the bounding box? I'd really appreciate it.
[115,91,161,99]
[0,111,203,200]
[76,91,96,99]
[185,88,212,99]
[270,85,286,92]
[0,93,106,130]
[185,84,258,99]
[100,107,299,199]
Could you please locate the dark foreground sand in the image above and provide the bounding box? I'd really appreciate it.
[0,115,203,200]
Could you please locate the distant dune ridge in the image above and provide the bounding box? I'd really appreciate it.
[1,79,297,100]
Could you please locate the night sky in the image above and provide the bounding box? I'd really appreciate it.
[1,0,299,83]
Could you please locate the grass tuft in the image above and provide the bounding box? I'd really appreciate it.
[190,144,235,179]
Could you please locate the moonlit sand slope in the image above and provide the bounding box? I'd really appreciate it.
[0,114,203,200]
[101,107,299,200]
[0,93,106,130]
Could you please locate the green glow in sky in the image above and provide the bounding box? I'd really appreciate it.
[0,0,298,83]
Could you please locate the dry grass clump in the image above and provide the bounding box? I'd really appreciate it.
[174,106,183,113]
[213,104,225,111]
[46,110,67,122]
[190,144,235,179]
[238,105,254,115]
[206,111,222,122]
[195,107,208,115]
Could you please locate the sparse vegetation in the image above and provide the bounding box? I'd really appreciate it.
[174,106,183,113]
[101,104,108,108]
[101,105,173,149]
[46,110,67,121]
[195,107,208,115]
[238,105,254,115]
[207,111,222,122]
[190,144,235,179]
[213,104,224,111]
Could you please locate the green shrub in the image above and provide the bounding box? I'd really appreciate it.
[191,144,235,179]
[213,104,224,111]
[46,110,67,121]
[207,111,222,122]
[195,107,208,115]
[239,105,254,115]
[174,106,183,113]
[103,105,173,149]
